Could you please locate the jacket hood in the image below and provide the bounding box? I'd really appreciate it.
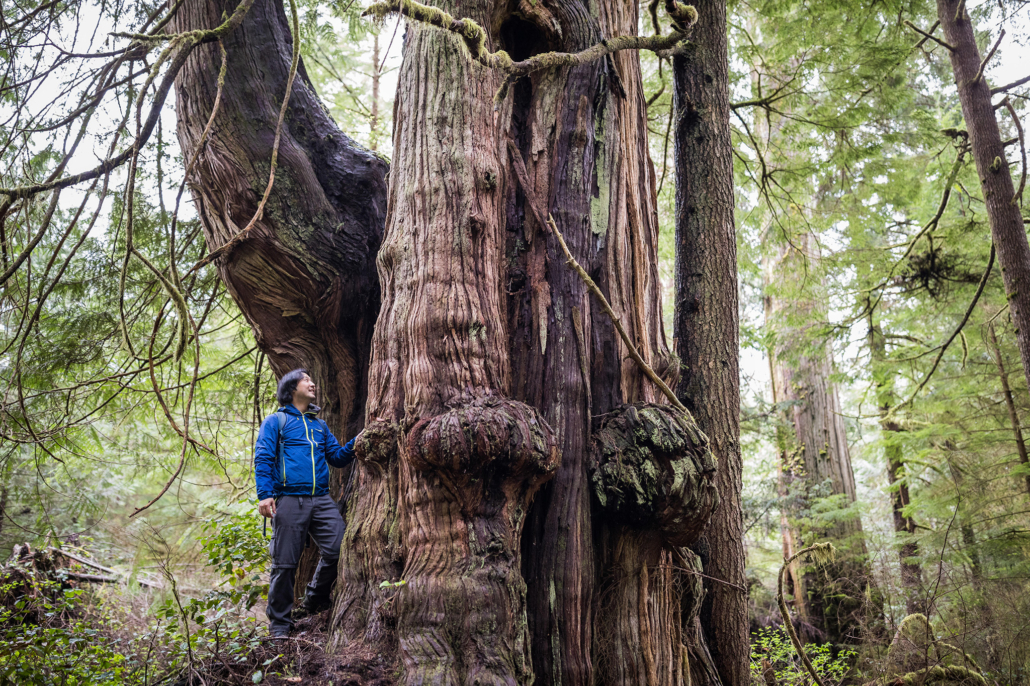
[279,403,321,417]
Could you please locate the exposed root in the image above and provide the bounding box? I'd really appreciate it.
[182,611,397,686]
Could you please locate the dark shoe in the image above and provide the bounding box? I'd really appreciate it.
[269,626,291,640]
[292,595,331,620]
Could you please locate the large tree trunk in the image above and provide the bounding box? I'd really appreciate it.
[936,0,1030,399]
[171,0,388,596]
[764,232,873,645]
[327,0,719,683]
[867,306,923,616]
[671,0,747,684]
[173,0,723,682]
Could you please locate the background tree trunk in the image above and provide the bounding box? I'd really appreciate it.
[986,322,1030,497]
[764,233,872,644]
[937,0,1030,398]
[671,0,747,684]
[171,0,388,596]
[868,306,923,616]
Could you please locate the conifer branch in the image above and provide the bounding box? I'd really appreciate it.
[1001,97,1026,206]
[888,243,995,419]
[0,0,256,201]
[992,74,1030,95]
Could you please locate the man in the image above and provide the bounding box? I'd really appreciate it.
[255,368,357,638]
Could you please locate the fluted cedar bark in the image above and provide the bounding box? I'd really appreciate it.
[936,1,1030,399]
[764,233,872,644]
[173,0,720,681]
[329,0,718,682]
[671,0,747,684]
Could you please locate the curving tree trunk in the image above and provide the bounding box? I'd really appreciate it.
[174,0,722,682]
[171,0,388,595]
[672,0,747,683]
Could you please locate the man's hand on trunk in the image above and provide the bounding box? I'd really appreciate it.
[259,497,276,518]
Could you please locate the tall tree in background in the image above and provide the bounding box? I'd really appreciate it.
[935,1,1030,396]
[173,0,721,682]
[764,230,872,644]
[868,305,923,616]
[672,0,747,684]
[748,59,872,641]
[733,0,900,643]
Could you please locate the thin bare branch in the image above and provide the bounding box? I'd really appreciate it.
[904,19,954,51]
[973,29,1005,85]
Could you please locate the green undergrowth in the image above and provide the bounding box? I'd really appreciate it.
[0,576,133,686]
[0,508,283,685]
[750,626,857,686]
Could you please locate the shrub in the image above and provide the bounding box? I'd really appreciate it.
[750,626,856,686]
[0,572,136,686]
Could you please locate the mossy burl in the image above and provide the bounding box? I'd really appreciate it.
[589,403,719,546]
[407,395,559,480]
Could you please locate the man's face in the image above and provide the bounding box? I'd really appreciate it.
[294,374,317,404]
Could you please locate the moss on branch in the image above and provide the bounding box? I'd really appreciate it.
[865,665,987,686]
[363,0,696,99]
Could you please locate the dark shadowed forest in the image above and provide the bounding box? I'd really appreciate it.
[1,0,1028,684]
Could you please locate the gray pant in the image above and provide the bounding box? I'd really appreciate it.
[267,494,345,632]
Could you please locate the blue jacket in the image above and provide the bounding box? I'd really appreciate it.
[254,404,356,501]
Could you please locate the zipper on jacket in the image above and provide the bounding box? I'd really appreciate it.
[302,414,316,494]
[281,417,287,487]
